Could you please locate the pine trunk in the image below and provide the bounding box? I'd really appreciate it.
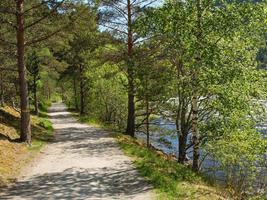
[126,0,135,137]
[126,82,135,137]
[16,0,31,144]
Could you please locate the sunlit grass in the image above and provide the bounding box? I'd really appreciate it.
[79,116,101,127]
[30,115,54,150]
[114,133,227,200]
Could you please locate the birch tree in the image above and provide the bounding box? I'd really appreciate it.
[138,0,266,171]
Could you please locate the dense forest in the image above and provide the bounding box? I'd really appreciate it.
[0,0,267,199]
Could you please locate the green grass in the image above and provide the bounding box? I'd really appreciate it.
[29,105,54,150]
[114,133,227,200]
[37,117,53,131]
[79,116,100,126]
[39,100,52,112]
[29,116,54,151]
[78,115,119,131]
[28,140,47,151]
[38,110,49,118]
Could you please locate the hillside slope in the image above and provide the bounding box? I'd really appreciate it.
[0,106,53,186]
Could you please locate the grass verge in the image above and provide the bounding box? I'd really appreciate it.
[30,114,53,151]
[0,106,53,186]
[114,133,228,200]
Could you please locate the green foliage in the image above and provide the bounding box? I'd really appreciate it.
[135,0,267,196]
[205,114,267,198]
[39,100,52,112]
[86,63,128,130]
[38,118,53,132]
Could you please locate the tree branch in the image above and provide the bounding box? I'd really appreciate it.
[0,37,16,46]
[24,0,66,30]
[24,0,51,14]
[0,17,17,29]
[0,67,17,72]
[98,23,128,35]
[25,27,63,46]
[0,6,16,15]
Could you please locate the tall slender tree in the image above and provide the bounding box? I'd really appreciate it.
[99,0,158,137]
[27,50,41,116]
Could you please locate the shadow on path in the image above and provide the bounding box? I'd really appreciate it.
[1,167,152,200]
[0,103,154,200]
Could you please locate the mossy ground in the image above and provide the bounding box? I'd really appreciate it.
[0,106,53,186]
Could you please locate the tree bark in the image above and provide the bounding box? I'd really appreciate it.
[16,0,31,144]
[178,133,187,163]
[176,107,189,164]
[126,0,135,137]
[126,81,135,136]
[176,61,190,164]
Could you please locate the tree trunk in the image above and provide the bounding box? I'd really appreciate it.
[192,91,199,171]
[146,97,150,148]
[79,65,85,115]
[179,99,191,164]
[16,0,31,144]
[178,133,187,163]
[192,0,202,172]
[33,75,39,116]
[126,0,135,137]
[73,76,78,111]
[126,83,135,136]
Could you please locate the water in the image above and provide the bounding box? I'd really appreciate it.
[135,115,267,187]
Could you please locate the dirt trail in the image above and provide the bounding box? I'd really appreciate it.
[0,103,155,200]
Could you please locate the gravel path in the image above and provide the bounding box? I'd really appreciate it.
[0,103,155,200]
